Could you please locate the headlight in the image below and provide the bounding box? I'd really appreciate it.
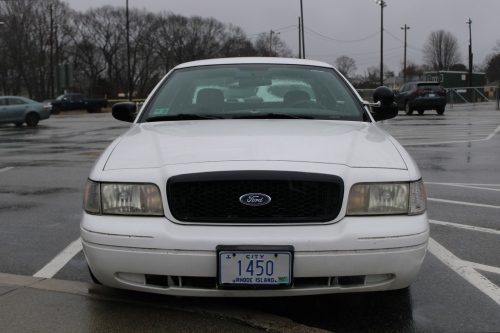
[83,179,164,216]
[83,179,101,215]
[346,180,426,216]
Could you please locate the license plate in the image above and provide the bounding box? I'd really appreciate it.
[428,93,435,97]
[218,249,292,286]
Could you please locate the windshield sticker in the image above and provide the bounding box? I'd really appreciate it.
[154,108,169,115]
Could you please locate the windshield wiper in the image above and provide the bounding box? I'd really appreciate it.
[232,113,314,120]
[146,114,224,122]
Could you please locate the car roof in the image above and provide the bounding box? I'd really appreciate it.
[1,96,30,99]
[174,57,335,70]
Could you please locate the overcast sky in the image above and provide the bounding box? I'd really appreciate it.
[64,0,499,77]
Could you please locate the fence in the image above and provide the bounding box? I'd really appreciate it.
[446,86,499,109]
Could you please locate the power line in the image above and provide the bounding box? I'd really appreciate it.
[384,29,424,52]
[308,46,403,58]
[304,27,379,43]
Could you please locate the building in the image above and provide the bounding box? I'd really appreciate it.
[424,71,485,88]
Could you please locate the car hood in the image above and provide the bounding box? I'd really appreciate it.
[104,120,407,170]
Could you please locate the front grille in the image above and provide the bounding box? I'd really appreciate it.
[167,171,343,223]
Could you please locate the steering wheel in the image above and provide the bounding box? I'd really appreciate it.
[287,100,326,110]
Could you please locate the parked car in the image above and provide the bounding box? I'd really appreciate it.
[394,82,447,115]
[82,57,428,297]
[44,94,108,114]
[0,96,51,127]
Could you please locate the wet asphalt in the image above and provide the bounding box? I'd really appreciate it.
[0,104,499,332]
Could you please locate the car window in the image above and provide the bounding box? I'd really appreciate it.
[403,84,412,92]
[8,98,28,105]
[417,83,443,91]
[398,85,405,93]
[142,64,365,122]
[0,98,6,106]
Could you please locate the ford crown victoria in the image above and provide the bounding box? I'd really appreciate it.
[81,57,428,297]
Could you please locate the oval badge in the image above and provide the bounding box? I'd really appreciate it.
[239,193,271,206]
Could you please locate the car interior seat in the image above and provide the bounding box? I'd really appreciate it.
[196,88,225,113]
[283,90,311,107]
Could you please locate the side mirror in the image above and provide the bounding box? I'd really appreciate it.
[112,102,137,123]
[370,86,398,121]
[62,97,67,101]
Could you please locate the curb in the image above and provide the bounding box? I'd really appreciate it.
[0,273,329,333]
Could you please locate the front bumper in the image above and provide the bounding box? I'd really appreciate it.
[81,213,429,297]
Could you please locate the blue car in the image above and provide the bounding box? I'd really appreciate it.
[0,96,51,127]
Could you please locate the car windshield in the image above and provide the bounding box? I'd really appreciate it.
[140,64,364,122]
[56,95,66,100]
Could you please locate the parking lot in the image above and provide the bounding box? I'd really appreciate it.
[0,104,499,332]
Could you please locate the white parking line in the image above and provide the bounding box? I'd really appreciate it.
[428,198,500,209]
[403,124,500,146]
[0,167,13,173]
[426,182,500,192]
[33,238,83,278]
[429,219,500,235]
[428,237,500,307]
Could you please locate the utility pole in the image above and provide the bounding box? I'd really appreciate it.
[300,0,305,59]
[298,17,301,59]
[269,30,279,57]
[375,0,386,87]
[466,19,473,91]
[126,0,132,101]
[401,24,409,84]
[49,4,54,99]
[269,30,273,57]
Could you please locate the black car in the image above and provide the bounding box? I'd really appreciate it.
[394,82,446,115]
[44,94,108,114]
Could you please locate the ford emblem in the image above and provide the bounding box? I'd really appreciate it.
[239,193,271,206]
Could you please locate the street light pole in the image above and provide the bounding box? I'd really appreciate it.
[375,0,386,87]
[466,18,473,90]
[126,0,132,101]
[401,24,410,84]
[300,0,305,59]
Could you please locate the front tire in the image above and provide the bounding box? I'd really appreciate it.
[405,101,413,115]
[51,106,61,115]
[417,110,425,115]
[437,107,445,115]
[92,105,102,113]
[25,113,39,127]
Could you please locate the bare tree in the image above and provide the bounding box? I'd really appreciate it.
[253,33,292,57]
[485,53,500,83]
[334,56,357,78]
[364,64,391,83]
[423,30,462,71]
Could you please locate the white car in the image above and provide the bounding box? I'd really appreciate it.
[82,57,428,297]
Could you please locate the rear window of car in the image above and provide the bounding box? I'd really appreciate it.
[141,64,365,122]
[417,83,443,91]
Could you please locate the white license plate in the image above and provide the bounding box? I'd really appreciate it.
[428,93,435,97]
[219,251,292,285]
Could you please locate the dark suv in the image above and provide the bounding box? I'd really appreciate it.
[394,82,447,115]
